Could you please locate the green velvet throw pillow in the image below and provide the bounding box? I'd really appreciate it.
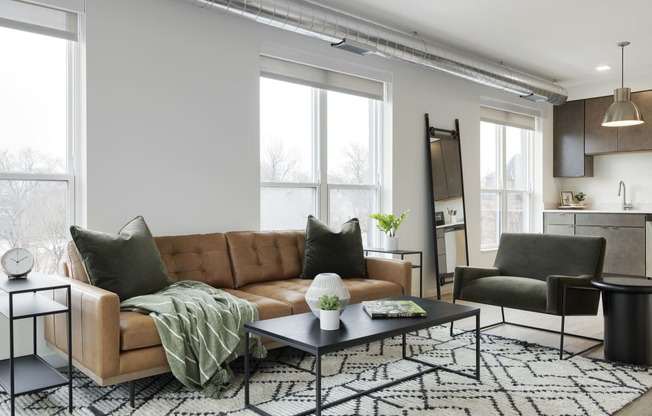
[70,216,172,301]
[301,215,367,279]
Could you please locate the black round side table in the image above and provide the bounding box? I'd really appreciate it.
[591,277,652,365]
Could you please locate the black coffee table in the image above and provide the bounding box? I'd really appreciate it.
[592,277,652,365]
[243,295,480,416]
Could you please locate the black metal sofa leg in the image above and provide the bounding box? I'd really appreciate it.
[450,298,457,336]
[129,381,135,407]
[560,314,566,360]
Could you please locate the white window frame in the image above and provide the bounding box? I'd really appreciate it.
[261,51,392,245]
[480,117,535,251]
[0,0,83,269]
[260,79,384,231]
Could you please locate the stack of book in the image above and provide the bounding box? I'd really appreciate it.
[362,300,427,318]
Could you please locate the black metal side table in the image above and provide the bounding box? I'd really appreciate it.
[363,248,427,298]
[0,274,72,415]
[591,276,652,365]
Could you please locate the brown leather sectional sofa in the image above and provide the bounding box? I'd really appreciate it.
[44,229,411,391]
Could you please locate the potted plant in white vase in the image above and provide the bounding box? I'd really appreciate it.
[575,192,587,207]
[316,294,343,330]
[369,209,409,251]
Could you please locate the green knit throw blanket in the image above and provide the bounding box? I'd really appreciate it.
[121,280,266,398]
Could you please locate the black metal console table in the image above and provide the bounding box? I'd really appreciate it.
[364,248,427,298]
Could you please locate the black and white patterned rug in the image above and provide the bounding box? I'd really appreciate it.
[3,326,652,415]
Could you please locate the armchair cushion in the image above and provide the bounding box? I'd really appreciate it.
[453,266,499,299]
[458,275,547,313]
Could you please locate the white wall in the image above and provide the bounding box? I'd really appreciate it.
[81,0,554,298]
[85,0,263,234]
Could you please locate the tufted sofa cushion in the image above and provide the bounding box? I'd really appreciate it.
[154,233,234,289]
[226,230,305,288]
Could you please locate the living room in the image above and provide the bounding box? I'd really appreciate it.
[79,0,652,287]
[2,0,652,414]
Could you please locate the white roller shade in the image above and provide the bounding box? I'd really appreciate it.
[481,106,536,131]
[261,55,384,101]
[0,0,83,41]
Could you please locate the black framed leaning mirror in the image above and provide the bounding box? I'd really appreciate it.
[424,114,469,299]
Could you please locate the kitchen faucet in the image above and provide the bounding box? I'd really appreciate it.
[618,181,633,210]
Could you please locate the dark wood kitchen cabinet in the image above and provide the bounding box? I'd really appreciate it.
[553,100,594,177]
[554,90,652,170]
[584,95,618,154]
[579,90,652,155]
[617,90,652,152]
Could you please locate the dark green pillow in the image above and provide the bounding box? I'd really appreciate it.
[301,215,367,279]
[70,216,172,301]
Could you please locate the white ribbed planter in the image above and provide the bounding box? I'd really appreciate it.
[305,273,351,318]
[319,309,341,330]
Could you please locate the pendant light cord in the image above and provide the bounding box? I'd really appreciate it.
[617,41,630,88]
[621,44,625,88]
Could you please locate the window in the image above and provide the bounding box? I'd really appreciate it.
[0,0,82,274]
[480,107,535,250]
[260,57,384,245]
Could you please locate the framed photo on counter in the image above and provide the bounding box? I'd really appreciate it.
[560,191,574,206]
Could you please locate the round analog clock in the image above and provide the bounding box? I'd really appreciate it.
[1,248,35,279]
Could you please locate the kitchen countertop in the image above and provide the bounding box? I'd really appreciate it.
[544,209,651,214]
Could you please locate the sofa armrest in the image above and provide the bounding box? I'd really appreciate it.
[545,274,599,315]
[44,275,121,380]
[365,257,412,296]
[453,266,500,299]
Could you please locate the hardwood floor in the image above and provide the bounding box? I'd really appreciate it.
[435,292,652,415]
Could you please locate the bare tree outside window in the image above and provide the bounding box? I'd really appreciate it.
[328,142,370,184]
[0,27,75,276]
[260,138,308,182]
[0,148,68,274]
[260,76,381,237]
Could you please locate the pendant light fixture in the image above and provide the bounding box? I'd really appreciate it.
[602,41,644,127]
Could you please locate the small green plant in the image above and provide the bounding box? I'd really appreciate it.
[575,192,587,202]
[316,294,342,311]
[369,209,409,237]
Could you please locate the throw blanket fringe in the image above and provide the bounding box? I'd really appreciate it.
[120,281,266,398]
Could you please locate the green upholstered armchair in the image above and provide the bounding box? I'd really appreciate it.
[453,232,606,359]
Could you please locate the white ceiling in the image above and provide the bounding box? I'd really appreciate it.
[320,0,652,89]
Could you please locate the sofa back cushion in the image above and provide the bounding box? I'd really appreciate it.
[226,230,305,288]
[155,233,234,289]
[69,216,173,301]
[301,215,367,279]
[494,233,606,281]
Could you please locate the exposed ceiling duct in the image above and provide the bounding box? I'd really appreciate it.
[179,0,568,105]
